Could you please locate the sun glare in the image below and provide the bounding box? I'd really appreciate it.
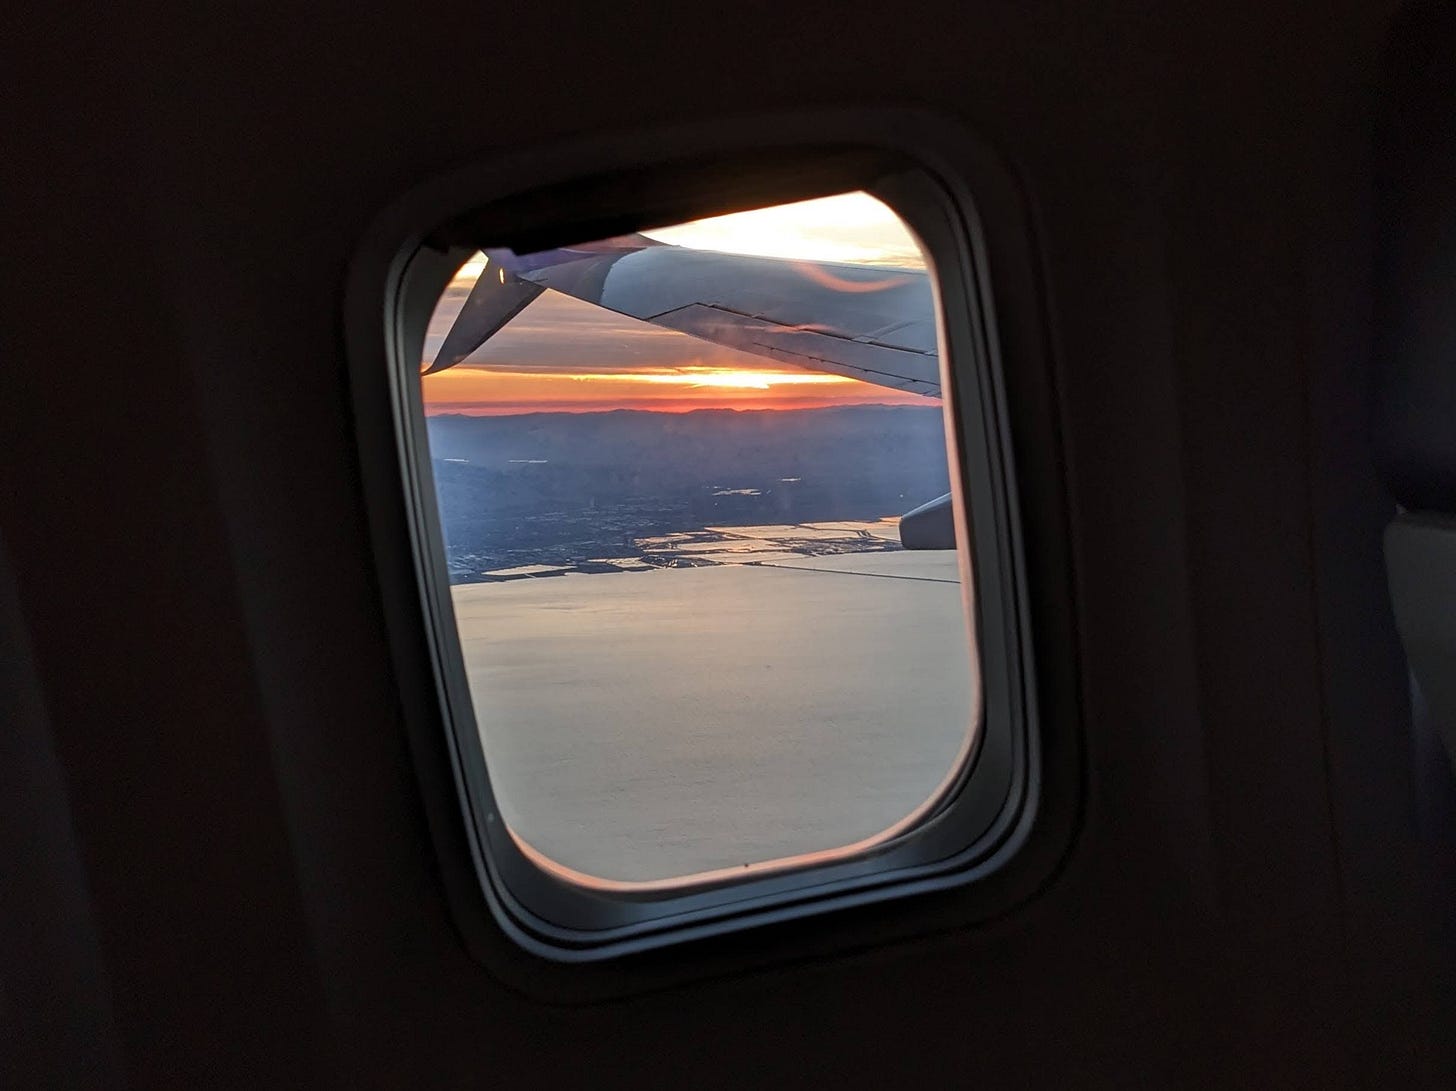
[608,368,853,390]
[642,192,924,268]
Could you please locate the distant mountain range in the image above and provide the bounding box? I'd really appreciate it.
[426,404,951,581]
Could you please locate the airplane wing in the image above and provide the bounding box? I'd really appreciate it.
[426,234,955,549]
[426,234,940,397]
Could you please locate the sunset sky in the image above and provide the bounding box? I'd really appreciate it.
[420,192,937,415]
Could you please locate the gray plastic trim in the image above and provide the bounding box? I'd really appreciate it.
[343,110,1066,977]
[1386,513,1456,774]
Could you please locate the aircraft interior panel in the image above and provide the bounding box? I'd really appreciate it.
[4,0,1456,1086]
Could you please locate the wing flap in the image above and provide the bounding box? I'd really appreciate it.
[649,303,940,394]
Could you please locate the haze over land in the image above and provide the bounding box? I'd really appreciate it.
[428,403,950,582]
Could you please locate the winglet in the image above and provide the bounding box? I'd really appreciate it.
[424,258,544,375]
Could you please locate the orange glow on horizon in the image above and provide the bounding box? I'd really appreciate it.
[619,367,851,390]
[421,363,935,416]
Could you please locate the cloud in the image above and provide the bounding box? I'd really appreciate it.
[424,290,823,378]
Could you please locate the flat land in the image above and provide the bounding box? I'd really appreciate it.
[451,549,976,884]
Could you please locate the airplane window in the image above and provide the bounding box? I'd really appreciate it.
[417,193,980,888]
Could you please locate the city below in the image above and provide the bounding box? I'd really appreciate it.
[427,402,951,582]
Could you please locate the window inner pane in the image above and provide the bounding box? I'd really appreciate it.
[420,193,978,886]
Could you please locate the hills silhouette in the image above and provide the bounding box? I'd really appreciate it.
[426,404,951,581]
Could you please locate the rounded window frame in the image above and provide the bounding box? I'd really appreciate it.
[346,112,1046,967]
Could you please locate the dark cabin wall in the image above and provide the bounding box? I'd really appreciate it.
[5,1,1451,1086]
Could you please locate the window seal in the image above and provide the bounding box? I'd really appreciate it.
[344,109,1074,990]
